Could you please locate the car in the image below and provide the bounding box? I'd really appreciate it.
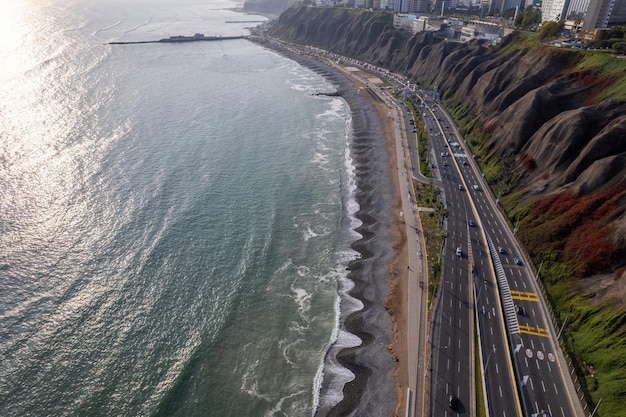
[463,161,469,166]
[456,247,462,257]
[449,394,457,409]
[442,161,448,167]
[468,220,476,227]
[515,305,526,315]
[458,184,464,190]
[440,152,445,157]
[498,247,505,254]
[411,129,416,133]
[514,257,522,265]
[473,184,480,190]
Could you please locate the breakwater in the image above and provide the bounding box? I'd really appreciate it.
[108,35,246,45]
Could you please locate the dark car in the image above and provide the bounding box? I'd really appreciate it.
[468,220,476,227]
[449,394,457,409]
[514,257,522,265]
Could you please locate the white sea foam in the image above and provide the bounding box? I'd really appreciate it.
[315,98,346,121]
[313,110,366,415]
[241,359,273,402]
[291,286,312,317]
[303,225,318,241]
[311,151,330,170]
[296,265,311,277]
[263,389,307,417]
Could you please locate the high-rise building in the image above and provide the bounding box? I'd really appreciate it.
[542,0,626,29]
[394,0,428,12]
[583,0,626,29]
[541,0,571,21]
[566,0,590,17]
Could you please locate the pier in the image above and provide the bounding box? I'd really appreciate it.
[108,34,246,45]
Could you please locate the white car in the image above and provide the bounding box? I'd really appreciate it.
[456,247,462,257]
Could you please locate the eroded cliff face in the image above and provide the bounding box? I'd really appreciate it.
[271,6,626,282]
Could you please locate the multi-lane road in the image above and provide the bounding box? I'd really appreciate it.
[417,94,584,417]
[420,100,521,417]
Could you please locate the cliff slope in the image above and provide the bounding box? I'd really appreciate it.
[272,5,626,293]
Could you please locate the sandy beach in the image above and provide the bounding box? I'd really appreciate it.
[252,38,410,417]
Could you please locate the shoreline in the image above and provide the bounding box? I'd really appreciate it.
[251,38,409,417]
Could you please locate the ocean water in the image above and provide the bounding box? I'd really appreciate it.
[0,1,363,416]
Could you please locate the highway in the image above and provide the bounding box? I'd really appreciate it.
[421,95,584,417]
[417,99,520,417]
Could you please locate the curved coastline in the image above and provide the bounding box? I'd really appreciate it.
[252,38,398,417]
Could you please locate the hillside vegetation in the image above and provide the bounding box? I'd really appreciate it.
[271,6,626,415]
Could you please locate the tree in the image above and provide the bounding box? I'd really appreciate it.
[538,20,564,40]
[515,9,541,30]
[614,42,626,54]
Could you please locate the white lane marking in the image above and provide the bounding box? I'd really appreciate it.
[547,362,552,372]
[522,280,527,289]
[459,339,461,350]
[530,378,535,391]
[554,383,559,395]
[458,361,461,373]
[532,308,536,317]
[531,340,535,349]
[495,363,499,374]
[542,342,547,351]
[561,407,566,417]
[499,385,503,397]
[447,358,450,370]
[541,381,546,392]
[514,280,518,288]
[518,270,522,276]
[536,360,540,370]
[490,326,493,335]
[525,357,529,367]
